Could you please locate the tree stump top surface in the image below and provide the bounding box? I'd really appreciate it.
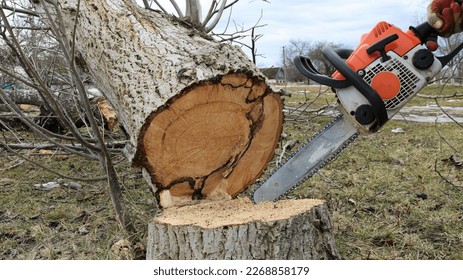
[153,198,324,229]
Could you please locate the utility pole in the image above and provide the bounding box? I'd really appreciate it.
[283,46,288,88]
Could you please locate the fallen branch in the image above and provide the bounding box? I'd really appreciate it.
[0,141,107,182]
[0,158,25,172]
[434,98,463,129]
[417,92,463,99]
[276,139,299,167]
[3,141,128,151]
[434,159,462,188]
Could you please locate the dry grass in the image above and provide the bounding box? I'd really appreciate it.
[0,150,153,259]
[1,84,462,259]
[296,121,463,259]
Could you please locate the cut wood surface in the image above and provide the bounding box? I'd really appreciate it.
[136,74,283,206]
[43,0,284,207]
[147,198,340,260]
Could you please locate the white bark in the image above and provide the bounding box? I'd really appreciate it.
[185,0,202,25]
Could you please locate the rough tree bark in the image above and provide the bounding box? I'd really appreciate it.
[147,198,340,260]
[45,0,284,207]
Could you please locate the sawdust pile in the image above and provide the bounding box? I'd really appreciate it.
[154,198,324,229]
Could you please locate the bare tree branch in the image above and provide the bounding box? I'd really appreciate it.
[0,7,99,152]
[0,89,99,159]
[169,0,184,17]
[204,0,228,33]
[434,159,462,187]
[186,0,202,25]
[203,0,239,29]
[0,141,107,181]
[1,4,39,17]
[202,0,219,27]
[37,0,135,232]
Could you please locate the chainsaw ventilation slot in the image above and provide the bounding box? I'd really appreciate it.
[363,58,420,109]
[373,22,392,38]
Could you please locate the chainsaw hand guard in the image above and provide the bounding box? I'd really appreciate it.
[294,47,388,129]
[294,55,352,89]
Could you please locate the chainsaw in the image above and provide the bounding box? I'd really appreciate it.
[252,21,463,203]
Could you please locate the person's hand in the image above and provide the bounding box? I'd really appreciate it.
[428,0,463,37]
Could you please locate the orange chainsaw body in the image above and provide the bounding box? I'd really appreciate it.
[333,21,421,101]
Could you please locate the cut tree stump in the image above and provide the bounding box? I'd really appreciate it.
[146,198,340,260]
[40,0,284,207]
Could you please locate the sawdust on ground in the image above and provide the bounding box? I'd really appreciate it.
[153,198,324,229]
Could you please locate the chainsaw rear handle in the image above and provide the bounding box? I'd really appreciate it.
[409,22,438,46]
[410,21,463,67]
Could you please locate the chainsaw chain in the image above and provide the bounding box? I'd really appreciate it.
[251,115,359,202]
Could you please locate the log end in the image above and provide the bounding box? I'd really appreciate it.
[133,73,283,207]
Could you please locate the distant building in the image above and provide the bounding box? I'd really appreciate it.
[260,67,285,84]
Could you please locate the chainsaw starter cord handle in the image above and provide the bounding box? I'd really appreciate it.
[366,34,399,62]
[322,46,388,129]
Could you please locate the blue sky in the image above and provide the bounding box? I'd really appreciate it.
[211,0,430,67]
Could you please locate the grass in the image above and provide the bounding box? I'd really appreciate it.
[1,84,462,259]
[0,149,153,259]
[304,122,463,259]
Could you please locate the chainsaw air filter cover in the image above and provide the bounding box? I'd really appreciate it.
[363,55,422,109]
[370,71,401,100]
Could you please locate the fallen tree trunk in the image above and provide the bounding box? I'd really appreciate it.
[43,0,284,207]
[0,89,43,107]
[0,88,113,132]
[147,198,340,260]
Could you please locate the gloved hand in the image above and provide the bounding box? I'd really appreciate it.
[428,0,463,37]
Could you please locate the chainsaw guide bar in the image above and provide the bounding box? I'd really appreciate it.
[252,115,359,203]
